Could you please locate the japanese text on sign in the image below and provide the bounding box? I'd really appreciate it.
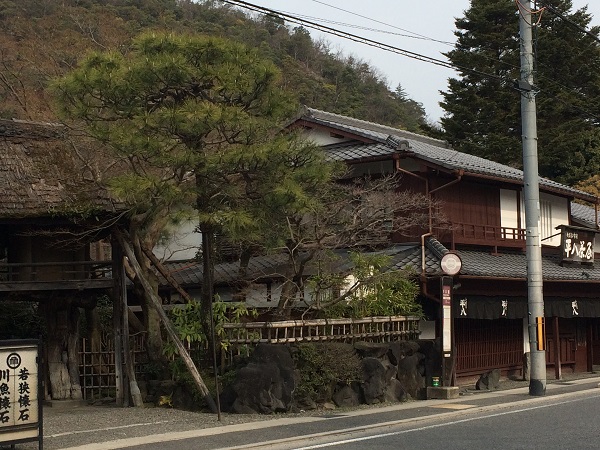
[0,347,38,430]
[561,227,595,264]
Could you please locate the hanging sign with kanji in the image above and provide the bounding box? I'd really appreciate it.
[558,225,595,265]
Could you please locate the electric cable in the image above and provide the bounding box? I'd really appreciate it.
[221,0,507,84]
[224,0,600,123]
[539,1,600,44]
[308,0,455,45]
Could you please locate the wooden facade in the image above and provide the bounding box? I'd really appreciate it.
[295,107,600,383]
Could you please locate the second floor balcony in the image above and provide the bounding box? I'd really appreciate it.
[0,260,114,292]
[436,222,526,251]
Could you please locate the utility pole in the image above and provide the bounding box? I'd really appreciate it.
[518,0,546,396]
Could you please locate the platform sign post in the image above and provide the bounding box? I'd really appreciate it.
[0,340,43,450]
[441,276,453,386]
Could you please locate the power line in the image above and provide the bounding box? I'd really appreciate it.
[222,0,600,123]
[308,0,455,46]
[539,1,600,45]
[222,0,506,83]
[276,12,455,45]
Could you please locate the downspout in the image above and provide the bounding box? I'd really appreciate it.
[393,155,464,293]
[429,169,464,196]
[429,169,464,250]
[393,154,431,280]
[393,154,430,231]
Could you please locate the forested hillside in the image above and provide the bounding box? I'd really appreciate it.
[0,0,428,131]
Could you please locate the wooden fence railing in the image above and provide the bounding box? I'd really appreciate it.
[222,316,421,345]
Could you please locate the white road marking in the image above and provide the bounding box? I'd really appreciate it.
[291,394,600,449]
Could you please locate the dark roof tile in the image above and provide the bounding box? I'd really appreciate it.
[302,108,595,201]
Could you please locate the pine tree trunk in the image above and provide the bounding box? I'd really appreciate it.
[41,298,83,400]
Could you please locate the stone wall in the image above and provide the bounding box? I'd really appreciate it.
[219,339,437,414]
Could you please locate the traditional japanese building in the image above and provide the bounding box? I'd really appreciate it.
[289,107,600,382]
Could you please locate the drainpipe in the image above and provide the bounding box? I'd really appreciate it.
[393,154,430,230]
[393,155,432,278]
[393,156,463,290]
[421,232,433,278]
[429,170,464,249]
[418,170,463,296]
[429,169,464,195]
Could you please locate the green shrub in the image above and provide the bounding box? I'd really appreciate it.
[293,342,360,403]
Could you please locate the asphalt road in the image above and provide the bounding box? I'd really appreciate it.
[275,390,600,450]
[101,380,600,450]
[4,377,600,450]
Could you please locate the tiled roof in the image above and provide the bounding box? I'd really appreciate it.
[165,240,600,289]
[164,245,420,287]
[301,108,595,202]
[571,202,600,229]
[302,107,448,148]
[390,242,600,282]
[456,249,600,281]
[325,142,396,161]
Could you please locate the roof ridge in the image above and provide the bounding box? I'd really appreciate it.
[300,107,598,203]
[304,107,450,148]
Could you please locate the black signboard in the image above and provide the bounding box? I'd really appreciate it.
[557,225,596,265]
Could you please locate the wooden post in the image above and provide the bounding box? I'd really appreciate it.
[553,316,561,380]
[120,250,144,407]
[114,229,218,413]
[586,319,593,373]
[111,238,124,406]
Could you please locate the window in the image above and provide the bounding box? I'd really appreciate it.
[540,199,553,241]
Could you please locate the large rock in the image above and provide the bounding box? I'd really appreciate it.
[332,383,360,408]
[396,353,426,399]
[229,344,298,414]
[384,378,409,403]
[354,342,390,359]
[388,341,420,365]
[361,357,387,404]
[476,369,501,391]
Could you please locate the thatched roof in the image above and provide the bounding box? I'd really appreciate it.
[0,119,120,219]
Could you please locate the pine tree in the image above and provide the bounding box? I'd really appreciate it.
[52,32,326,365]
[440,0,600,185]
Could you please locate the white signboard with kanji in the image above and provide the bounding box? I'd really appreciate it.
[0,340,42,448]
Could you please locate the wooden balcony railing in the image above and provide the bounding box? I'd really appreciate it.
[0,260,113,291]
[437,222,526,249]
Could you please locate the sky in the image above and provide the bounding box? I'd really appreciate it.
[242,1,600,124]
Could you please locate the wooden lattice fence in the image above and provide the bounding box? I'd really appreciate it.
[79,332,146,401]
[78,316,421,400]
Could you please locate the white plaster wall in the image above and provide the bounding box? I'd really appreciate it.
[539,192,569,247]
[500,188,569,247]
[302,128,351,146]
[242,282,314,308]
[245,284,270,308]
[500,189,519,232]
